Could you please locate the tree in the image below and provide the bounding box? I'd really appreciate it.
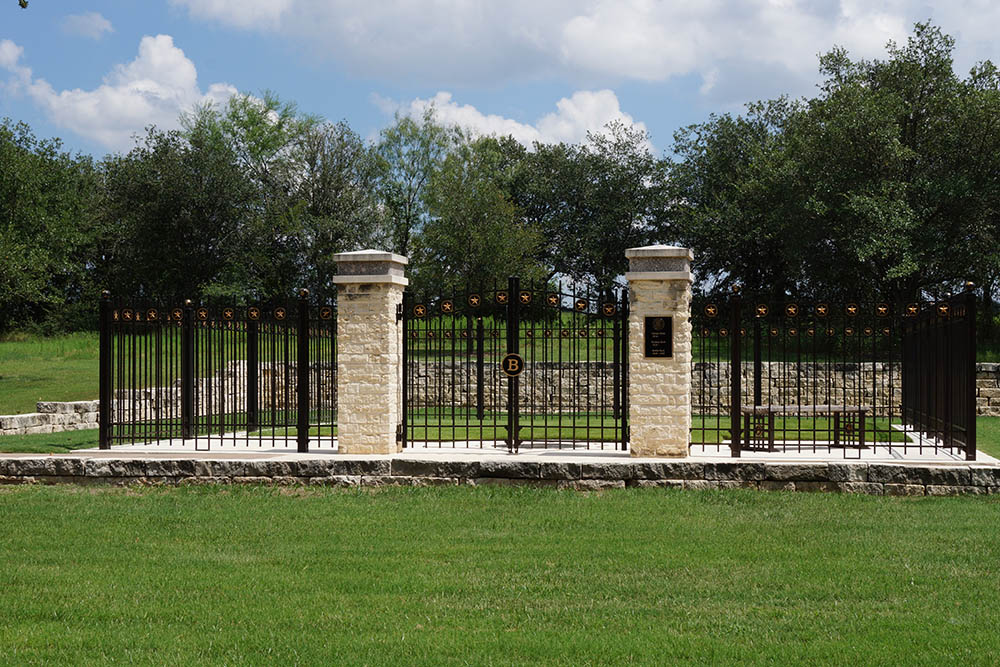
[99,126,254,302]
[518,122,669,294]
[0,119,99,332]
[374,110,458,257]
[410,135,544,295]
[669,22,1000,312]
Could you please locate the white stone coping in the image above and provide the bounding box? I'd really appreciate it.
[332,250,408,265]
[624,271,692,282]
[625,245,694,260]
[331,274,409,286]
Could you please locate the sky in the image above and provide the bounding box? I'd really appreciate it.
[1,1,998,159]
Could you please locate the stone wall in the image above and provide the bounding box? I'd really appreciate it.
[978,363,1000,416]
[0,455,996,496]
[0,401,99,436]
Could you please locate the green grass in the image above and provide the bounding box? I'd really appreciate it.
[977,416,1000,459]
[0,485,998,664]
[0,333,99,414]
[407,409,621,442]
[0,429,99,453]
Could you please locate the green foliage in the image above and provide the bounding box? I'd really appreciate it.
[375,109,459,257]
[412,135,544,294]
[0,119,99,333]
[670,22,1000,310]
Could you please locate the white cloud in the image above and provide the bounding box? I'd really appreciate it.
[167,1,996,106]
[0,35,237,151]
[61,12,114,40]
[385,90,652,149]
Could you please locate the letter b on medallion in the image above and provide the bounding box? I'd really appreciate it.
[501,353,524,378]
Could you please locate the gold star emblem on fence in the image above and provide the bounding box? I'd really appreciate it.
[575,299,587,312]
[319,307,332,320]
[147,309,158,321]
[274,308,286,320]
[197,308,209,320]
[845,303,859,317]
[123,309,134,321]
[906,303,919,316]
[171,308,183,320]
[603,303,616,316]
[496,291,508,304]
[705,304,718,318]
[441,300,453,313]
[876,303,889,317]
[113,310,120,321]
[468,294,481,307]
[547,294,559,306]
[519,291,531,304]
[223,308,234,320]
[248,307,260,320]
[785,304,798,317]
[413,304,427,317]
[937,304,949,317]
[756,304,768,317]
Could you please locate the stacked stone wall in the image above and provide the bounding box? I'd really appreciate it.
[0,456,996,497]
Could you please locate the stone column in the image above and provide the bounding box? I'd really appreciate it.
[332,250,408,455]
[625,245,693,458]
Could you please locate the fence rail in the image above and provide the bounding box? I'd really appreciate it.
[98,290,336,451]
[690,290,977,460]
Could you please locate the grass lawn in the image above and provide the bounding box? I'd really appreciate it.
[0,485,997,664]
[0,333,98,414]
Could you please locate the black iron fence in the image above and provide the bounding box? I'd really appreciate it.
[402,277,628,451]
[98,290,336,451]
[691,290,977,459]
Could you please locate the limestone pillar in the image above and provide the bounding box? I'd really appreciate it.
[625,245,693,457]
[332,250,408,455]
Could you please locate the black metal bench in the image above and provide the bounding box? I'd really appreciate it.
[740,405,868,449]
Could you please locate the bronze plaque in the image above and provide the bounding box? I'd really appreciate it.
[644,316,672,358]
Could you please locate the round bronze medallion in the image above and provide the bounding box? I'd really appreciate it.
[172,308,183,320]
[561,329,570,338]
[547,294,559,307]
[197,307,208,321]
[603,303,617,316]
[719,328,729,337]
[319,307,333,320]
[468,294,482,307]
[441,300,454,313]
[905,303,919,316]
[123,309,134,321]
[495,291,509,304]
[274,307,286,320]
[247,307,260,321]
[575,299,588,312]
[147,309,158,321]
[815,303,829,317]
[755,304,769,317]
[788,328,798,337]
[845,303,859,317]
[413,304,427,318]
[845,327,855,336]
[519,291,532,304]
[223,308,234,321]
[875,303,890,317]
[704,304,718,318]
[785,304,799,317]
[864,327,873,336]
[937,303,950,317]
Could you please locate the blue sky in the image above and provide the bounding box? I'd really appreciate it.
[1,1,997,158]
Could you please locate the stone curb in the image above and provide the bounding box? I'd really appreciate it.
[0,456,997,496]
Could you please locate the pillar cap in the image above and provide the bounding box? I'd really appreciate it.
[333,249,408,265]
[624,245,693,260]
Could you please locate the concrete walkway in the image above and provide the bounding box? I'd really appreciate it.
[61,436,997,467]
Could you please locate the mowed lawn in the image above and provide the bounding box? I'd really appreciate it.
[0,485,998,664]
[0,333,98,414]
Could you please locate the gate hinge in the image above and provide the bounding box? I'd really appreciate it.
[396,423,403,442]
[396,302,403,322]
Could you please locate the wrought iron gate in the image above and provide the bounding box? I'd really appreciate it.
[402,277,628,451]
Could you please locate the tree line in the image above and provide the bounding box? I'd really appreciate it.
[1,23,997,334]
